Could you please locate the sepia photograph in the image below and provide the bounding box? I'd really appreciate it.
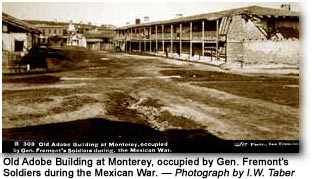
[2,1,300,153]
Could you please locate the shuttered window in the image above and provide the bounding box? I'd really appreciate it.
[14,40,24,52]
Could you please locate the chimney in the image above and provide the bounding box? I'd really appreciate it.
[281,4,291,11]
[176,13,183,18]
[135,18,141,25]
[144,16,150,22]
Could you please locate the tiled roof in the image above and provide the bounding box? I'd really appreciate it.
[117,5,300,30]
[2,13,41,34]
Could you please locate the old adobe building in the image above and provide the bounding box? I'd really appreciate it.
[114,6,300,67]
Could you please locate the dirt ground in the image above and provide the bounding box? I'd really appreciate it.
[2,49,299,140]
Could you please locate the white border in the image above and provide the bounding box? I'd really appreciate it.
[1,0,311,178]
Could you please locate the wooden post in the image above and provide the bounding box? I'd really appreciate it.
[179,23,182,57]
[190,22,192,59]
[162,25,165,53]
[149,26,152,53]
[170,24,173,54]
[216,19,219,60]
[125,30,127,52]
[130,28,132,53]
[225,36,227,63]
[144,28,146,52]
[155,25,158,53]
[202,20,205,57]
[125,40,127,52]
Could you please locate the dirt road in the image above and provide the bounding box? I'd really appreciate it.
[2,50,299,140]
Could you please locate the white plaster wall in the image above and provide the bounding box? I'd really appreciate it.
[243,39,301,65]
[2,33,28,53]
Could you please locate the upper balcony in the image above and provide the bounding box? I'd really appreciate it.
[115,30,225,41]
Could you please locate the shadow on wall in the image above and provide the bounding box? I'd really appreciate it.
[20,47,66,69]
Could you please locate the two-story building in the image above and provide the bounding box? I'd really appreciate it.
[114,6,300,67]
[25,20,68,47]
[27,20,115,50]
[85,26,115,51]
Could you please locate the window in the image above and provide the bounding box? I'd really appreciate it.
[3,24,8,32]
[14,40,24,52]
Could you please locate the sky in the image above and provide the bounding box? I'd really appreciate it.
[2,1,300,27]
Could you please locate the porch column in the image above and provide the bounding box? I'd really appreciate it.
[130,28,132,53]
[149,26,152,53]
[155,25,158,53]
[139,28,142,52]
[144,27,146,52]
[179,23,182,57]
[162,25,165,53]
[170,24,173,54]
[202,20,205,57]
[121,30,128,52]
[216,19,219,60]
[190,22,192,59]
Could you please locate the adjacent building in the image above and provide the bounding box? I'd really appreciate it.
[27,20,115,50]
[114,6,300,66]
[85,26,115,51]
[66,22,87,47]
[2,13,41,67]
[25,20,68,47]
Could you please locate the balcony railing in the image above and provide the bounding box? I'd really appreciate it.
[115,30,223,41]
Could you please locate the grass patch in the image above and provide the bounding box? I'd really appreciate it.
[18,97,54,104]
[160,70,298,83]
[3,87,98,99]
[160,69,299,107]
[196,81,299,108]
[51,95,98,114]
[9,113,46,121]
[3,75,60,83]
[156,111,203,129]
[105,92,148,125]
[140,98,163,108]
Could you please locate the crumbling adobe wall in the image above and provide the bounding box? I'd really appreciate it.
[227,42,244,63]
[226,15,245,63]
[242,18,267,40]
[243,39,300,65]
[242,17,300,65]
[226,15,300,66]
[227,15,245,42]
